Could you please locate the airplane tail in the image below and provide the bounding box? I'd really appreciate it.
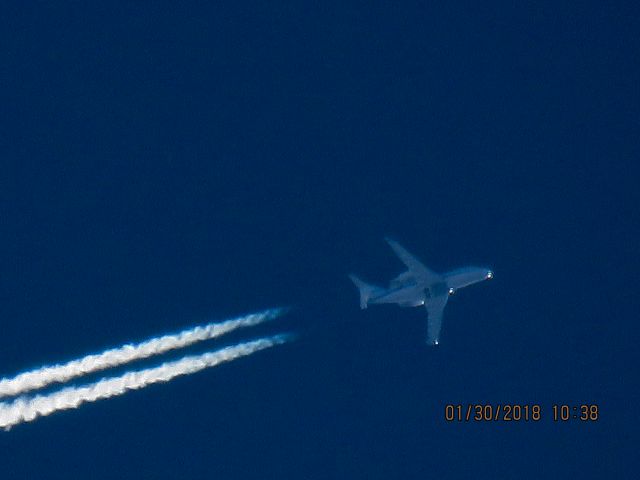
[348,274,381,309]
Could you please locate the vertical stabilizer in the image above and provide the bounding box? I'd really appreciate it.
[348,274,381,309]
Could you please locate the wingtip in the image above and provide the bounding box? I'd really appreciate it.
[384,236,400,249]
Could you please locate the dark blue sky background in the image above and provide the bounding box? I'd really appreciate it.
[0,1,637,478]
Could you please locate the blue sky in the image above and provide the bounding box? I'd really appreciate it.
[0,2,637,478]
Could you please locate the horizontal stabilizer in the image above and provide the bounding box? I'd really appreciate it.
[348,274,382,309]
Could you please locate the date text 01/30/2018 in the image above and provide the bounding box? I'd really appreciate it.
[444,404,599,422]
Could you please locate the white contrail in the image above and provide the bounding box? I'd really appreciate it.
[0,334,292,430]
[0,308,284,398]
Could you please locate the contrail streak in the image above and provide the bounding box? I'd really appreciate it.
[0,308,284,398]
[0,334,292,430]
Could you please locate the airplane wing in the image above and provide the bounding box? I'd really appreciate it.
[425,295,448,345]
[385,238,441,284]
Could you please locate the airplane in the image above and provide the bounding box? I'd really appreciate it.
[349,238,493,345]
